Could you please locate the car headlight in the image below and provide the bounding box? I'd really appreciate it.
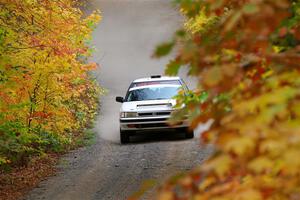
[120,112,138,118]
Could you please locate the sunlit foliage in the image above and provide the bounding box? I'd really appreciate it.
[155,0,300,199]
[0,0,102,166]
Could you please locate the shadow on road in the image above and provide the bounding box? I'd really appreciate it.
[125,130,192,144]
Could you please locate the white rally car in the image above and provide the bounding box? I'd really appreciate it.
[116,75,193,143]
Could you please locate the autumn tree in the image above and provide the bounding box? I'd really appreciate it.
[155,0,300,199]
[0,0,101,166]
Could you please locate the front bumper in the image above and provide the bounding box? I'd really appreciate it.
[120,116,188,131]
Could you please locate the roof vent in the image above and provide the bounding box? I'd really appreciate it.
[150,75,161,78]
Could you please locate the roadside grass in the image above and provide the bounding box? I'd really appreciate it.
[75,129,97,147]
[0,154,58,200]
[0,127,99,200]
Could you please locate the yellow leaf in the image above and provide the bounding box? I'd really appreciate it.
[248,156,273,173]
[224,136,254,156]
[282,149,300,175]
[199,176,216,191]
[202,155,232,178]
[202,67,224,87]
[259,139,287,156]
[235,189,262,200]
[157,190,174,200]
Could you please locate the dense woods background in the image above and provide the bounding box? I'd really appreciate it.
[0,0,102,168]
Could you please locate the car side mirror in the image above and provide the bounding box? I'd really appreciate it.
[116,96,124,103]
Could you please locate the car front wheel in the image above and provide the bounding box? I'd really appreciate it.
[185,129,194,139]
[120,130,130,144]
[180,127,194,139]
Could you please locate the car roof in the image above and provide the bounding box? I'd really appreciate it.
[129,84,181,91]
[132,76,181,83]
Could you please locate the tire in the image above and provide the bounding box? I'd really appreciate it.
[120,130,130,144]
[183,128,194,139]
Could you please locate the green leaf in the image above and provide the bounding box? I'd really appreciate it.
[165,60,181,76]
[128,179,157,199]
[199,91,209,103]
[154,41,174,57]
[243,3,259,14]
[175,29,186,37]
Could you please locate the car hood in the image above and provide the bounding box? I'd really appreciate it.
[121,99,177,112]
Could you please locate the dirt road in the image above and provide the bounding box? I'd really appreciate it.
[25,1,212,199]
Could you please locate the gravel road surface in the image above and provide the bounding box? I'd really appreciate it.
[25,1,212,199]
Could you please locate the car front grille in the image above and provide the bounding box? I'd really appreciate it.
[138,111,171,117]
[120,117,169,123]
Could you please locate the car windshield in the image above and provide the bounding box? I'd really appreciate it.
[126,85,181,102]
